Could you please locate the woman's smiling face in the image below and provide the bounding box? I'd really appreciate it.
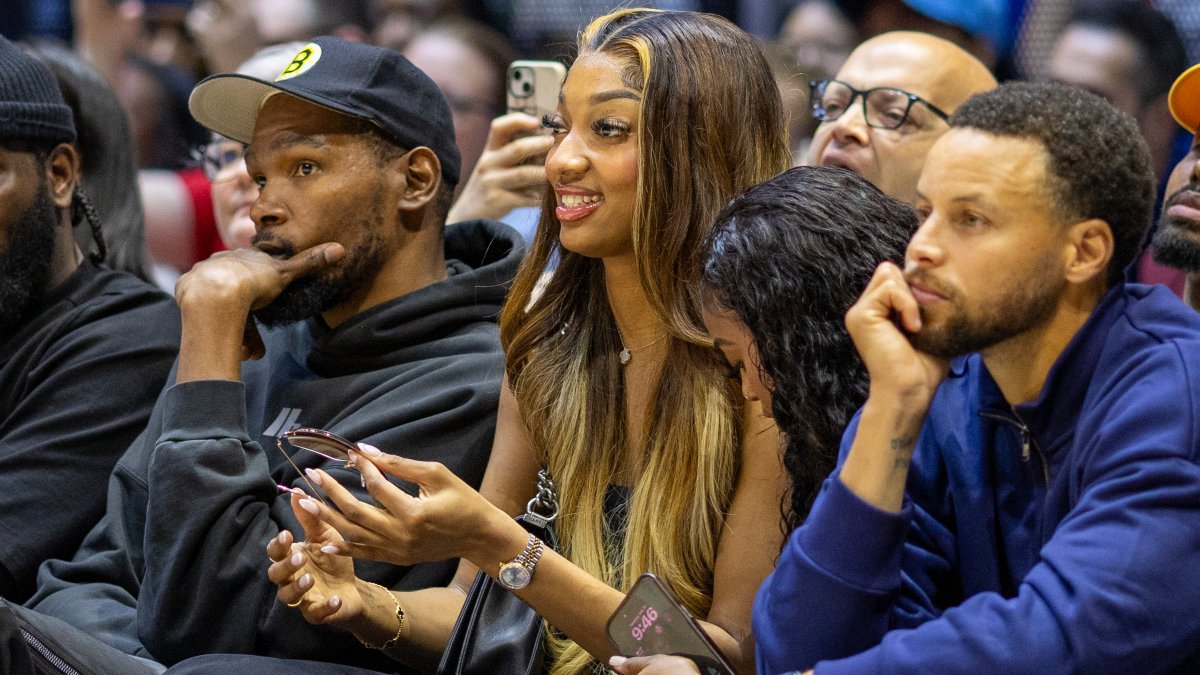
[544,51,641,259]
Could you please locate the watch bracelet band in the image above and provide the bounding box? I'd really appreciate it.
[504,532,544,579]
[511,532,538,566]
[524,537,545,574]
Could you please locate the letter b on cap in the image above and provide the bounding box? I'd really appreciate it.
[276,43,322,81]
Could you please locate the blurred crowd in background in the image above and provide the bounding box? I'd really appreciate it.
[3,0,1199,294]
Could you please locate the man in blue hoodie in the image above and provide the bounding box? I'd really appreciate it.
[754,81,1200,673]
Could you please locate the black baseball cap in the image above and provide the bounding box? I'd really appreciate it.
[188,36,460,188]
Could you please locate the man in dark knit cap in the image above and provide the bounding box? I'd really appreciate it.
[0,35,520,674]
[0,34,180,603]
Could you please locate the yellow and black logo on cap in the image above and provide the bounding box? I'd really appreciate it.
[276,43,322,81]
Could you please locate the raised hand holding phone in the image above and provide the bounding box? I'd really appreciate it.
[507,60,567,122]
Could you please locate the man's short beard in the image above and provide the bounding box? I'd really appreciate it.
[906,254,1064,358]
[1151,219,1200,273]
[0,180,58,333]
[250,220,387,328]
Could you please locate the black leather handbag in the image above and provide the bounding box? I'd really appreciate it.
[437,470,559,675]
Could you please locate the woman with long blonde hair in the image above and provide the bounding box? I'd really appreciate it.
[184,9,792,675]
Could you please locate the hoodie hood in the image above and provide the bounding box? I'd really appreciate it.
[305,219,523,374]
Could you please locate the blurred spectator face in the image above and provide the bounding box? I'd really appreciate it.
[808,32,996,203]
[1045,21,1179,182]
[1047,26,1141,117]
[371,0,450,51]
[142,2,205,77]
[404,32,503,181]
[779,0,855,79]
[117,62,170,168]
[202,136,257,250]
[253,0,319,44]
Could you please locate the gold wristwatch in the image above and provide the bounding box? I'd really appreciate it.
[498,533,544,590]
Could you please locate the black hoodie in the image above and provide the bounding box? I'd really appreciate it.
[27,220,523,672]
[0,261,179,603]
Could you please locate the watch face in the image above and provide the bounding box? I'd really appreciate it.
[499,562,532,589]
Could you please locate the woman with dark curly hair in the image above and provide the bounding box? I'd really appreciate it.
[609,165,915,675]
[614,164,912,672]
[700,166,916,530]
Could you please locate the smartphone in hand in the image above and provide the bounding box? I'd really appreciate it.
[607,573,736,675]
[507,59,567,122]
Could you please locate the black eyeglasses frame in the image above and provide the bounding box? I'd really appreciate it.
[808,78,950,130]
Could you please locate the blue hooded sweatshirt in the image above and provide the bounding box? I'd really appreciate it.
[754,283,1200,674]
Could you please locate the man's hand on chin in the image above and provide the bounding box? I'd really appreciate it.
[173,243,344,382]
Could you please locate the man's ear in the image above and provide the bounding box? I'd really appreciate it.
[45,143,80,211]
[1064,218,1114,285]
[396,146,442,212]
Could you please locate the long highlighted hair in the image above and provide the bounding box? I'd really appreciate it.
[497,9,790,673]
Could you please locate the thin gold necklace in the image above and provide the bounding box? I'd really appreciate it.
[617,331,666,365]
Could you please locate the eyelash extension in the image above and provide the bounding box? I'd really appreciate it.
[592,118,630,136]
[542,114,566,133]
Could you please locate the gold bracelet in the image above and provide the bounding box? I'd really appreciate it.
[357,581,405,651]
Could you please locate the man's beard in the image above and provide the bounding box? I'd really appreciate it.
[0,182,58,333]
[1151,183,1200,273]
[250,217,387,328]
[905,254,1063,358]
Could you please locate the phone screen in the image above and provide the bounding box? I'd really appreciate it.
[607,573,735,675]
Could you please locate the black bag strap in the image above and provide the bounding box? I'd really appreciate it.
[435,470,559,675]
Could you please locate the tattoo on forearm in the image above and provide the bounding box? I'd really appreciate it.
[890,435,915,469]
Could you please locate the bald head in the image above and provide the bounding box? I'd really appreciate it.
[809,31,996,203]
[852,32,996,112]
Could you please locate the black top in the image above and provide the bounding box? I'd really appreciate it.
[0,260,179,602]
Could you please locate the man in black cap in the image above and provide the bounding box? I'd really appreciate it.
[0,35,179,603]
[7,36,522,673]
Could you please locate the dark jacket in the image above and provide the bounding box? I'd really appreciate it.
[754,283,1200,674]
[27,221,522,672]
[0,260,179,603]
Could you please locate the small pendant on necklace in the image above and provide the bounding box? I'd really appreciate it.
[619,348,631,365]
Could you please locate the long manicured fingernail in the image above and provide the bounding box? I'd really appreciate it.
[277,532,288,545]
[298,498,319,515]
[329,595,341,609]
[357,443,380,456]
[609,656,627,667]
[300,573,312,588]
[304,468,323,485]
[321,545,339,554]
[290,552,303,566]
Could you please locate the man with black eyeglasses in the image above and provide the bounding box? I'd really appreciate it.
[808,31,996,204]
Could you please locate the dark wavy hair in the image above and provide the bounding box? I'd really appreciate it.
[701,166,916,529]
[950,81,1155,286]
